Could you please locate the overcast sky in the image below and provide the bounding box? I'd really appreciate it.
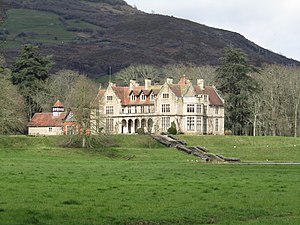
[126,0,300,61]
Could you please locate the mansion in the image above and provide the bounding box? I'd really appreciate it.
[91,76,225,135]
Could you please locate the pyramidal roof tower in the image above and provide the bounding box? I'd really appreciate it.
[52,100,64,117]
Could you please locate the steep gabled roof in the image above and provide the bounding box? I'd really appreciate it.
[168,84,194,97]
[91,89,106,108]
[178,75,189,85]
[168,83,224,106]
[53,100,63,107]
[112,86,160,105]
[205,86,224,106]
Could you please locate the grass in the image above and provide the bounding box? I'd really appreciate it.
[0,9,101,48]
[179,135,300,162]
[0,135,299,224]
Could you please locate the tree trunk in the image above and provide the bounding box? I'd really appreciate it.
[253,114,257,136]
[82,135,86,148]
[294,101,299,137]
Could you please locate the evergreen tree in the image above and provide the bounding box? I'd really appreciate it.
[12,44,53,119]
[216,48,259,135]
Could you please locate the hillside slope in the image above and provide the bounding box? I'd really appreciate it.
[1,0,299,78]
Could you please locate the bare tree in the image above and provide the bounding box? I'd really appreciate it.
[115,64,163,85]
[34,70,82,111]
[65,75,98,147]
[163,64,216,85]
[253,64,300,137]
[0,76,27,134]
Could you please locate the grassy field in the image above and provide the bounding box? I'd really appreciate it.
[0,9,100,48]
[179,135,300,162]
[0,135,299,224]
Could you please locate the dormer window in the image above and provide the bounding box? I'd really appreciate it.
[140,93,146,101]
[204,95,208,101]
[150,93,155,100]
[162,93,169,99]
[130,94,136,101]
[107,95,113,101]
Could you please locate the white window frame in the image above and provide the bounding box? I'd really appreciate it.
[140,93,146,101]
[203,105,208,115]
[196,116,202,132]
[187,104,195,113]
[197,104,202,114]
[162,117,170,131]
[162,93,169,99]
[106,118,114,132]
[215,106,219,114]
[106,95,113,101]
[105,106,114,115]
[130,94,136,101]
[187,116,195,131]
[161,104,170,113]
[215,118,219,132]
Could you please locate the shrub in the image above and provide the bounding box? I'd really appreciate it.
[168,122,177,135]
[136,128,145,135]
[224,130,232,135]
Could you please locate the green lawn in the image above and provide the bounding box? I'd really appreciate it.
[180,135,300,162]
[0,135,299,224]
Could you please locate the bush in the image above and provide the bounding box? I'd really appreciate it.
[224,130,232,135]
[136,128,145,135]
[168,122,177,135]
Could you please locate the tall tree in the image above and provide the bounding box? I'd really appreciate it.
[254,65,300,137]
[65,75,98,147]
[216,48,259,135]
[35,70,82,112]
[12,44,53,119]
[0,56,27,134]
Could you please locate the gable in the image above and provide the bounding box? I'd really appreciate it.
[65,111,76,122]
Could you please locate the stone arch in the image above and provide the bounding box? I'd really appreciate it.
[147,119,153,133]
[134,119,140,133]
[121,119,127,134]
[141,119,146,129]
[128,119,133,134]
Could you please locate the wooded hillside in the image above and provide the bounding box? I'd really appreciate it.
[1,0,299,78]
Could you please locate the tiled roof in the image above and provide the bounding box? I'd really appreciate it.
[94,77,223,107]
[169,84,223,106]
[112,86,160,106]
[53,100,63,107]
[28,113,66,127]
[205,86,224,106]
[178,75,189,85]
[91,90,106,108]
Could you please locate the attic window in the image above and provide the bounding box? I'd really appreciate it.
[130,94,136,101]
[150,93,155,100]
[107,96,113,101]
[162,93,169,99]
[140,93,146,101]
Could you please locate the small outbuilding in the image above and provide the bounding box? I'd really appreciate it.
[28,100,67,136]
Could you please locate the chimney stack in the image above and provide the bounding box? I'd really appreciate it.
[166,77,173,84]
[197,79,204,90]
[145,78,151,90]
[130,79,139,90]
